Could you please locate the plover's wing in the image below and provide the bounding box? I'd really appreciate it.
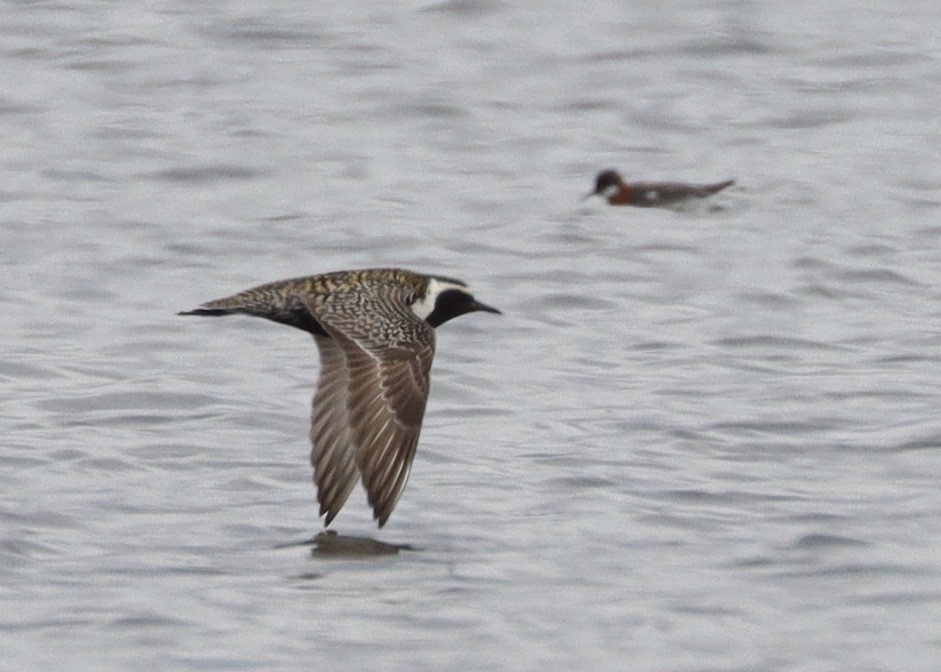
[310,334,361,526]
[306,289,436,527]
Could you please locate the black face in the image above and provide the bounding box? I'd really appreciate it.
[425,289,501,328]
[593,169,622,194]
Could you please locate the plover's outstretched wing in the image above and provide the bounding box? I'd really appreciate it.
[306,288,435,527]
[310,334,360,526]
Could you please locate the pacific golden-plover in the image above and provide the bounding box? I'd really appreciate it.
[180,268,500,528]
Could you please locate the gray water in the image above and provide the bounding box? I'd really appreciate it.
[3,1,941,670]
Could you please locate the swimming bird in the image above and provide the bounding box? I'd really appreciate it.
[179,268,500,528]
[583,169,735,207]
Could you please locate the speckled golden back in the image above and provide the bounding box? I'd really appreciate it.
[199,268,427,315]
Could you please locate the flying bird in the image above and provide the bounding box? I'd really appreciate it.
[179,268,500,528]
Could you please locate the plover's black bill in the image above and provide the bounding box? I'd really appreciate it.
[471,300,501,315]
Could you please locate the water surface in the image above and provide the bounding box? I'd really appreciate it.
[2,1,941,670]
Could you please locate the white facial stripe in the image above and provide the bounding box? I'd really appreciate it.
[602,184,620,199]
[410,278,469,320]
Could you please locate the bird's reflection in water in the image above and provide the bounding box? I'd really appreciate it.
[310,530,415,558]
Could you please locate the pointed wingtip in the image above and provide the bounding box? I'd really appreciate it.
[374,504,393,528]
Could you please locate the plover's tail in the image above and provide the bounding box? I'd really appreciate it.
[178,281,302,319]
[177,306,234,317]
[178,294,259,317]
[178,283,326,333]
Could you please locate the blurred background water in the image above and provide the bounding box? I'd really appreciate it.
[2,0,940,669]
